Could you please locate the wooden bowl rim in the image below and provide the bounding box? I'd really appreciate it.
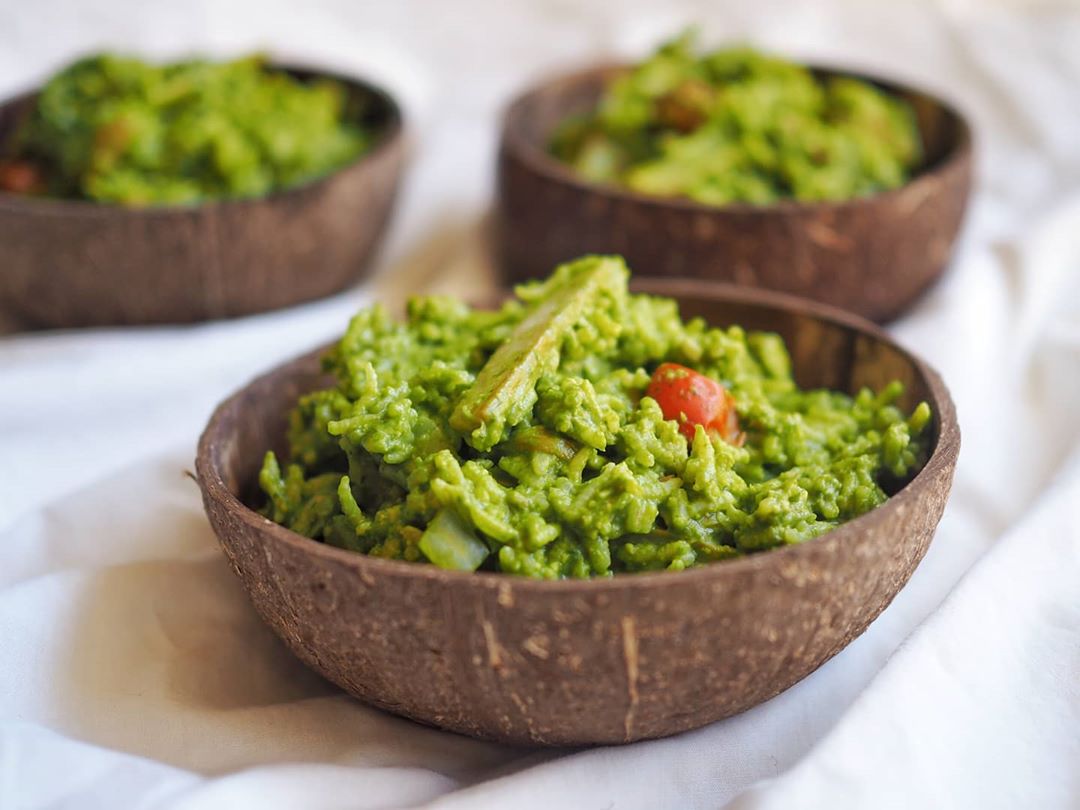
[196,277,961,594]
[500,60,974,217]
[0,63,405,218]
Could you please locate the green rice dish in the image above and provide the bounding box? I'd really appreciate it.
[551,32,922,205]
[258,256,932,579]
[6,54,369,205]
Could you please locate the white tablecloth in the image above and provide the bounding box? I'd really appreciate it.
[1,2,1078,808]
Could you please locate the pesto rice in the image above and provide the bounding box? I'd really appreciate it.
[551,33,922,205]
[258,256,931,578]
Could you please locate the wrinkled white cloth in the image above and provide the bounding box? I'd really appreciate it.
[2,1,1079,808]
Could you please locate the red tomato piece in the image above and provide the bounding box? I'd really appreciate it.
[0,160,43,194]
[646,362,741,444]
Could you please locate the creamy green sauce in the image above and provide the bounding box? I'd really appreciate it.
[551,33,922,205]
[8,54,369,205]
[259,256,932,578]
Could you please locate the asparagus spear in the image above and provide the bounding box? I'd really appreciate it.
[450,256,626,450]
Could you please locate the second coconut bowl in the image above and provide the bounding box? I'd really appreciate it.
[496,64,973,323]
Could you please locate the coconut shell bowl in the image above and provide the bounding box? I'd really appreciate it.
[0,67,405,329]
[196,278,960,747]
[496,65,973,323]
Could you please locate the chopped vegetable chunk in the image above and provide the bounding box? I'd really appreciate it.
[420,509,490,571]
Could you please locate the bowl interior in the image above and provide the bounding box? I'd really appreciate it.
[0,63,402,202]
[507,63,969,193]
[223,281,941,517]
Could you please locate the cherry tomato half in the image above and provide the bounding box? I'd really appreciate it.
[646,362,741,444]
[0,160,43,194]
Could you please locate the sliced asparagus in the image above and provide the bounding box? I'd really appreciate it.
[450,256,625,450]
